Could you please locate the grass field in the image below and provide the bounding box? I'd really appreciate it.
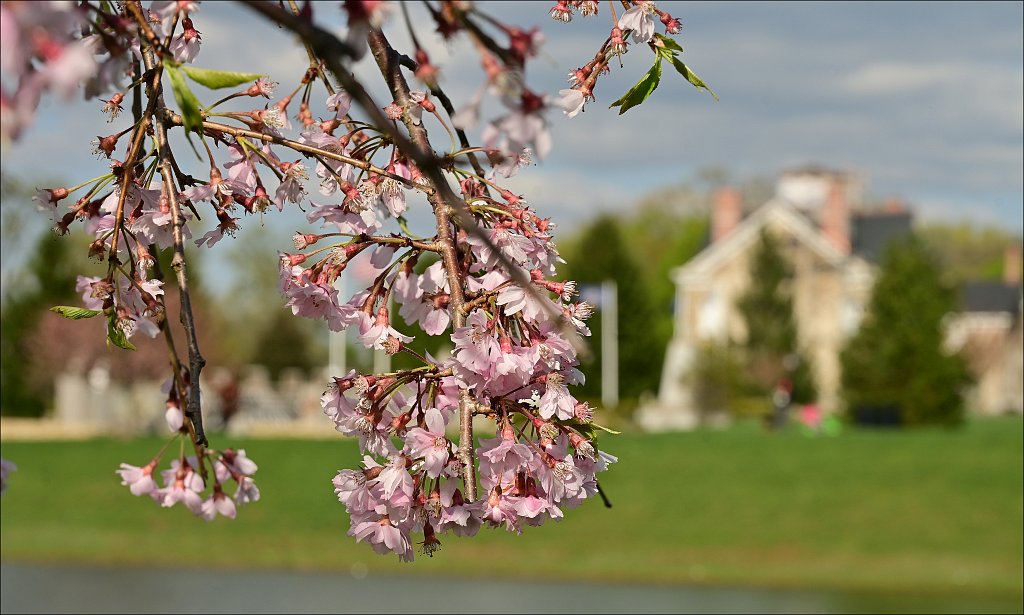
[1,418,1021,600]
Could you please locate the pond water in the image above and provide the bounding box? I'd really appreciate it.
[1,563,1020,614]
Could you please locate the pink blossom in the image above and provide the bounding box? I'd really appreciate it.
[234,476,261,505]
[41,40,96,100]
[153,463,205,514]
[466,226,535,271]
[373,454,414,500]
[326,90,352,117]
[223,143,259,192]
[275,161,308,207]
[199,487,237,521]
[150,1,200,19]
[380,162,411,216]
[214,448,258,482]
[165,402,184,432]
[193,216,237,248]
[403,408,450,478]
[333,456,382,513]
[549,0,573,23]
[496,282,560,324]
[483,106,552,162]
[481,486,520,533]
[307,199,382,235]
[478,433,533,477]
[535,452,585,503]
[513,476,563,525]
[487,147,533,180]
[539,372,575,420]
[450,310,499,373]
[349,511,414,561]
[169,18,202,64]
[437,481,483,537]
[578,1,599,17]
[340,408,397,457]
[358,306,413,350]
[397,263,451,335]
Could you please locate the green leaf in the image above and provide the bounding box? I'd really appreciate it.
[50,306,101,320]
[164,63,203,142]
[591,422,622,435]
[655,33,684,54]
[182,67,264,90]
[106,315,137,351]
[670,56,719,100]
[396,216,429,240]
[609,57,662,115]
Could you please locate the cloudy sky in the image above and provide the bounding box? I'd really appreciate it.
[2,1,1021,287]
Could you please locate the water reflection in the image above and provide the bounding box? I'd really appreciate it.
[2,563,1020,614]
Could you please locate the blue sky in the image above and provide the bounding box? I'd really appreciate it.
[2,1,1021,290]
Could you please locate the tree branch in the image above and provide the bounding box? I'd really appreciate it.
[139,36,209,450]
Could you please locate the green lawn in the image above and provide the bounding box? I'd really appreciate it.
[1,418,1022,600]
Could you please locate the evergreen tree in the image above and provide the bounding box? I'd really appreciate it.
[0,232,80,416]
[250,307,319,380]
[737,229,816,404]
[567,215,660,404]
[841,236,970,425]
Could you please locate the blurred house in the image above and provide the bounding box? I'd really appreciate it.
[944,246,1024,415]
[638,167,1023,431]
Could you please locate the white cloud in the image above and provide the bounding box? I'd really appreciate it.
[2,0,1022,292]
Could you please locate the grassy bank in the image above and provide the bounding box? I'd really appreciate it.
[1,418,1021,599]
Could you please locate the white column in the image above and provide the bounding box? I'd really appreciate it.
[601,279,619,409]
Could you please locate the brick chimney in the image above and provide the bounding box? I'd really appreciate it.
[821,182,850,254]
[1005,244,1022,286]
[882,196,906,213]
[712,187,742,242]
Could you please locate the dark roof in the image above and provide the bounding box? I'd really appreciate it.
[850,212,913,263]
[960,281,1022,315]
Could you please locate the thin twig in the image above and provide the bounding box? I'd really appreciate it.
[139,34,209,451]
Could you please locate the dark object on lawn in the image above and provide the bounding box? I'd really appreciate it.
[852,404,902,427]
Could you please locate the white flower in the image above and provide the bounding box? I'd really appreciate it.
[556,89,586,119]
[618,4,656,44]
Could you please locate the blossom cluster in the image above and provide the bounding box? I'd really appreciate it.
[3,0,711,559]
[117,447,259,521]
[1,1,203,142]
[307,178,615,557]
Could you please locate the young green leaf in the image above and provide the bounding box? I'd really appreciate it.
[609,57,663,115]
[164,63,204,139]
[182,67,264,90]
[670,56,719,100]
[49,306,101,320]
[591,422,623,435]
[106,316,137,351]
[655,33,684,54]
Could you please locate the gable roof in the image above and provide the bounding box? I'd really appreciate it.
[851,212,914,263]
[960,281,1022,315]
[673,198,849,285]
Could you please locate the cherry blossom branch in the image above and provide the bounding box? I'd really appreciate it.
[240,1,589,366]
[162,113,424,192]
[138,33,209,450]
[365,29,480,501]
